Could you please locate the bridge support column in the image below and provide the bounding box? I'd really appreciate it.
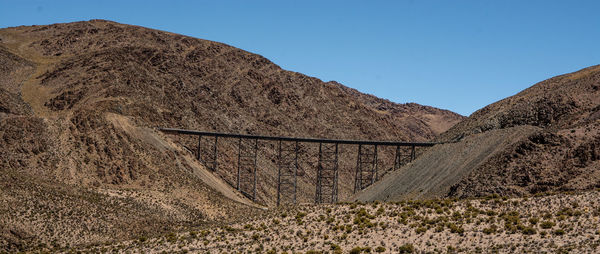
[393,145,401,170]
[197,135,202,161]
[277,140,298,206]
[237,138,258,200]
[197,135,218,171]
[354,144,378,193]
[394,145,416,170]
[315,143,339,204]
[213,136,218,171]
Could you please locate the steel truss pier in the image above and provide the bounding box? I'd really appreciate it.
[197,135,218,171]
[316,143,339,204]
[237,138,258,200]
[277,140,299,206]
[354,144,378,193]
[393,145,416,171]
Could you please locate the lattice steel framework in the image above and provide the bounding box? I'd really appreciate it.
[237,138,258,200]
[393,145,416,170]
[277,140,299,206]
[197,135,218,171]
[315,143,339,204]
[354,144,378,193]
[163,128,440,205]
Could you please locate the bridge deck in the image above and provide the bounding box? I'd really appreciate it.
[158,128,438,147]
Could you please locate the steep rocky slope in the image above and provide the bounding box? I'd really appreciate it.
[0,20,462,251]
[356,65,600,202]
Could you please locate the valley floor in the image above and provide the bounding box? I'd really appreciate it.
[75,191,600,253]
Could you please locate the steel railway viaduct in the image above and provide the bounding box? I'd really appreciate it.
[160,128,439,206]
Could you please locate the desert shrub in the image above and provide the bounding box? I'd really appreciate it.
[350,247,362,254]
[448,223,464,235]
[330,243,342,251]
[375,246,386,253]
[345,225,354,233]
[380,222,388,229]
[483,225,497,234]
[557,208,574,217]
[452,211,462,220]
[435,225,444,232]
[528,217,539,225]
[376,206,385,216]
[398,217,408,225]
[398,243,415,253]
[166,232,177,243]
[296,212,307,219]
[553,229,566,235]
[522,227,536,235]
[540,221,555,229]
[415,227,427,234]
[318,214,326,222]
[326,217,335,224]
[502,212,520,224]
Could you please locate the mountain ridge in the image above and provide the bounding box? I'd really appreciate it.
[356,64,600,202]
[0,20,463,251]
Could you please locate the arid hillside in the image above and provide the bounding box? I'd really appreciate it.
[0,20,463,251]
[356,65,600,202]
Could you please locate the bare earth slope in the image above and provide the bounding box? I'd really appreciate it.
[356,65,600,202]
[355,126,540,202]
[0,20,462,251]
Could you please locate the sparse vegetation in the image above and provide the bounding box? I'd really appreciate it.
[55,190,600,253]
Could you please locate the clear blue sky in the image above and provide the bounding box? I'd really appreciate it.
[2,0,599,116]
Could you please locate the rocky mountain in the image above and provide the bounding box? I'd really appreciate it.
[0,20,463,251]
[356,65,600,202]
